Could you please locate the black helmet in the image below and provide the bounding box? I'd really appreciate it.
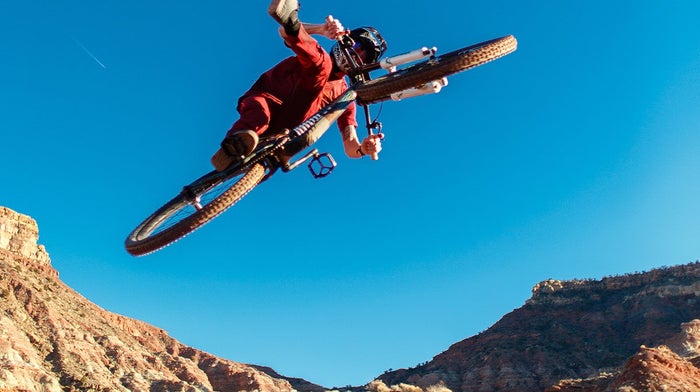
[331,26,387,73]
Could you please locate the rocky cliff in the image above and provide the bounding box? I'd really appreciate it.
[0,206,323,392]
[378,262,700,391]
[4,205,700,392]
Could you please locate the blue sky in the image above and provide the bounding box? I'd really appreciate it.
[3,0,700,387]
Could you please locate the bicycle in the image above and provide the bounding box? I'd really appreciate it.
[124,33,518,256]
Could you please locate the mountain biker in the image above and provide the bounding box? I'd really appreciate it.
[211,0,388,171]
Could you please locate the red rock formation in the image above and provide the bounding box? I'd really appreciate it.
[6,205,700,392]
[378,263,700,391]
[610,345,700,391]
[549,343,700,392]
[0,206,320,392]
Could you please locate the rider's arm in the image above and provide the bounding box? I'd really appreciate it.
[338,101,381,159]
[341,125,364,158]
[278,18,343,41]
[341,125,382,159]
[300,21,342,39]
[277,25,330,87]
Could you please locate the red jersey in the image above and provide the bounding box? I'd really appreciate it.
[238,25,357,134]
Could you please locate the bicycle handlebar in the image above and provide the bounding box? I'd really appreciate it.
[327,15,380,160]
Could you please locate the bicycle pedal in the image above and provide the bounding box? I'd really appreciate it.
[308,152,336,179]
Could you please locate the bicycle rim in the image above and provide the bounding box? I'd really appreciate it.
[125,163,266,256]
[355,35,517,104]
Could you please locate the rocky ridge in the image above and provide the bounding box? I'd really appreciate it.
[379,262,700,391]
[4,205,700,392]
[548,342,700,391]
[0,206,322,392]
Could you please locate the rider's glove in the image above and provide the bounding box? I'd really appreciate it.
[360,133,383,156]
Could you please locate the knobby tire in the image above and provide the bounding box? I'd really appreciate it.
[125,163,266,256]
[355,35,517,104]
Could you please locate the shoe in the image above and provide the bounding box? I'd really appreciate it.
[211,130,259,171]
[268,0,299,30]
[223,130,259,157]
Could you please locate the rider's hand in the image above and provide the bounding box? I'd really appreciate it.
[360,133,383,157]
[324,15,345,40]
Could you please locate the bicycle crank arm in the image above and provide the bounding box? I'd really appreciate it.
[282,148,319,172]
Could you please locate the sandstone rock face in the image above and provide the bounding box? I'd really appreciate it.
[607,345,700,391]
[0,207,319,392]
[6,205,700,392]
[665,319,700,358]
[547,325,700,392]
[0,207,51,275]
[378,263,700,392]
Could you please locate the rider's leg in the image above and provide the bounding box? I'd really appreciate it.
[211,130,260,171]
[211,96,272,171]
[228,95,274,137]
[268,0,300,36]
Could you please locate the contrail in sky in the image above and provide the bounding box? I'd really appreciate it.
[71,37,107,69]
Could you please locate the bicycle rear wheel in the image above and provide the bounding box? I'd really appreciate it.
[355,35,517,104]
[125,163,266,256]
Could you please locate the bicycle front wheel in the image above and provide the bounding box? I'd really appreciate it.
[355,35,517,104]
[125,163,266,256]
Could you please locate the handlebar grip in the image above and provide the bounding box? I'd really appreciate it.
[367,133,383,160]
[327,15,350,42]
